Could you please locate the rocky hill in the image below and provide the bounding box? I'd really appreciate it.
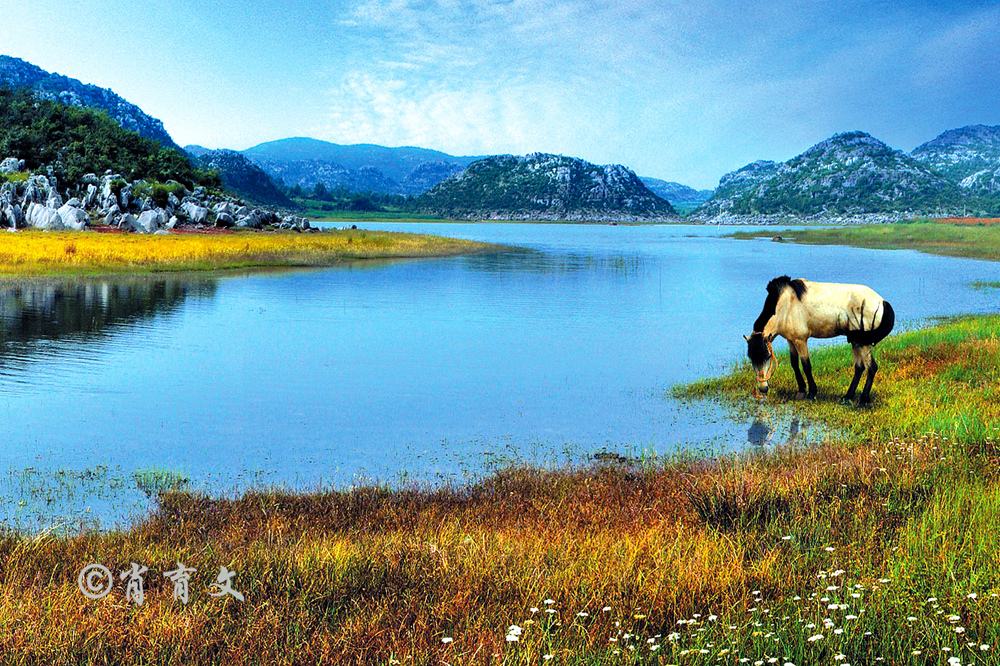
[639,177,713,205]
[251,158,402,195]
[197,150,294,208]
[413,153,676,220]
[696,132,964,219]
[241,138,478,195]
[910,125,1000,196]
[0,55,181,152]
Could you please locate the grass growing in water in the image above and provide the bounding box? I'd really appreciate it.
[0,228,496,276]
[0,316,998,663]
[133,468,190,498]
[733,220,1000,262]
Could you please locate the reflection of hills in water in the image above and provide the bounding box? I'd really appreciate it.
[0,279,216,344]
[464,249,645,278]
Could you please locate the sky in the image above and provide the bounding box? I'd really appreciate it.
[1,0,998,189]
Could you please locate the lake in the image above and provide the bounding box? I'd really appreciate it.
[5,223,1000,530]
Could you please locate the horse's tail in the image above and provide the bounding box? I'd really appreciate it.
[848,300,895,347]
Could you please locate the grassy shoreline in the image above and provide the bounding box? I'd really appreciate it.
[0,228,499,277]
[4,315,1000,663]
[731,220,1000,262]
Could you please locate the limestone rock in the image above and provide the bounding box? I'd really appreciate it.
[180,201,208,224]
[0,158,24,175]
[25,202,63,229]
[57,203,88,230]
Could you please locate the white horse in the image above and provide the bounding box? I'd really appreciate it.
[744,276,895,406]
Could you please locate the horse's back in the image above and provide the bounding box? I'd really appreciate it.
[792,279,888,339]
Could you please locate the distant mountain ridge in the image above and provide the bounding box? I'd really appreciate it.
[196,150,294,208]
[910,124,1000,195]
[0,55,181,152]
[696,131,967,219]
[639,177,713,205]
[239,137,480,195]
[414,153,676,220]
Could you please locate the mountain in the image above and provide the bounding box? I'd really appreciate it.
[413,153,676,220]
[910,125,1000,196]
[697,132,964,218]
[252,158,403,194]
[242,138,479,195]
[639,177,713,205]
[184,145,213,158]
[0,55,181,152]
[197,150,294,208]
[0,87,202,187]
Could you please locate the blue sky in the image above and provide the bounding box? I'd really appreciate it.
[3,0,999,188]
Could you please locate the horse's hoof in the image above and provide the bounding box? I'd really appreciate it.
[806,393,817,401]
[857,396,873,408]
[839,395,855,405]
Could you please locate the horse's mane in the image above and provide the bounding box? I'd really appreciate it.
[753,276,807,331]
[766,275,807,300]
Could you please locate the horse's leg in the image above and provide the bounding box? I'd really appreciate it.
[788,342,807,398]
[841,345,865,404]
[858,345,879,406]
[792,339,817,399]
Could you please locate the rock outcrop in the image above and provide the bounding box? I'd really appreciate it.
[0,160,314,234]
[413,153,676,221]
[695,132,964,220]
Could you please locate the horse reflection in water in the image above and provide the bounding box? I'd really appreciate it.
[747,416,807,447]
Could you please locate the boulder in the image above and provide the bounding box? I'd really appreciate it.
[213,202,238,217]
[83,184,99,209]
[180,201,208,224]
[57,203,88,230]
[0,157,24,174]
[3,203,23,228]
[25,203,63,230]
[236,209,264,229]
[283,215,310,230]
[135,209,167,233]
[215,211,234,227]
[100,174,122,204]
[23,175,51,205]
[117,213,139,232]
[0,181,14,206]
[119,184,132,210]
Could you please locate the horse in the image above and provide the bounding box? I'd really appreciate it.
[744,276,895,406]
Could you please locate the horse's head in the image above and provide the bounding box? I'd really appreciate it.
[744,332,773,395]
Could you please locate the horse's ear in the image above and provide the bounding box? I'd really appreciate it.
[743,335,751,342]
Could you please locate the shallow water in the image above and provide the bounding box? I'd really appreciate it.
[4,223,1000,529]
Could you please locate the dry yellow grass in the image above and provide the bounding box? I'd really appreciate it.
[0,229,495,276]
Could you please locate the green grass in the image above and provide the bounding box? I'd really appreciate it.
[675,314,1000,443]
[732,220,1000,262]
[1,316,999,664]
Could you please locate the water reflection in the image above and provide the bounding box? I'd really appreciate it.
[747,414,820,448]
[0,278,215,532]
[0,279,215,344]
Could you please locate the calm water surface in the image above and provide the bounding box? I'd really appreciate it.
[4,223,1000,529]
